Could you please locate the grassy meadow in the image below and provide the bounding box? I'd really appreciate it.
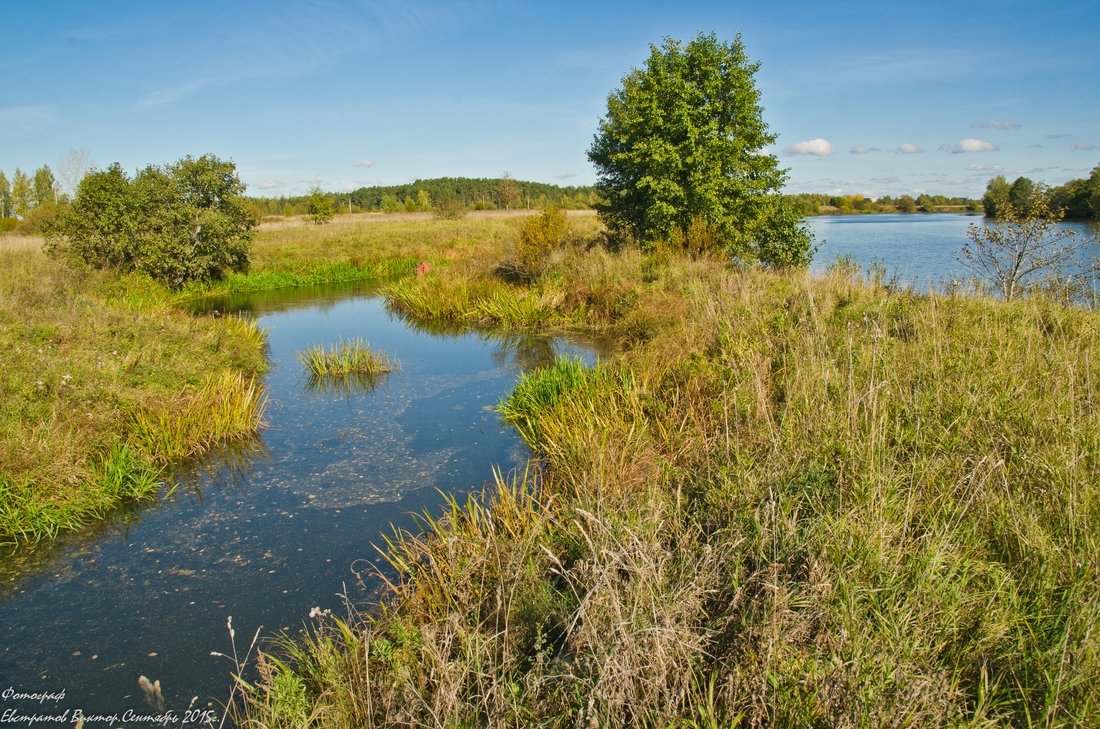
[227,214,1098,727]
[3,210,1098,725]
[0,241,268,544]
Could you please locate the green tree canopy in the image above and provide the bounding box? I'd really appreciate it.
[33,165,58,207]
[982,176,1010,216]
[45,154,254,287]
[11,169,32,219]
[587,32,812,266]
[962,185,1094,301]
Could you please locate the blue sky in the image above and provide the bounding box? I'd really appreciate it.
[3,0,1098,199]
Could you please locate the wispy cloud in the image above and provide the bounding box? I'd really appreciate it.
[897,143,924,154]
[965,164,1004,172]
[136,78,221,108]
[0,105,61,139]
[61,20,139,43]
[850,145,879,155]
[948,138,997,153]
[1046,133,1070,140]
[256,180,285,190]
[785,138,834,156]
[556,172,578,179]
[811,48,998,87]
[1071,141,1097,151]
[972,119,1021,130]
[352,159,375,168]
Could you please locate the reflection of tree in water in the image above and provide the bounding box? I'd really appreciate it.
[184,280,387,318]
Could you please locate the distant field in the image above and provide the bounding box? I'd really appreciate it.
[258,207,596,231]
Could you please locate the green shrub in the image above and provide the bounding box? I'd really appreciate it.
[515,206,568,279]
[44,155,254,288]
[306,187,335,224]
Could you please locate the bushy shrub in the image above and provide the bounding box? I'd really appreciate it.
[433,194,468,220]
[515,206,569,279]
[307,187,335,224]
[44,155,254,288]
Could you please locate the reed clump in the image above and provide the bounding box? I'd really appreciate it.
[296,338,396,381]
[127,370,268,463]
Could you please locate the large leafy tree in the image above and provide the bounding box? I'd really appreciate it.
[588,32,812,266]
[46,154,254,287]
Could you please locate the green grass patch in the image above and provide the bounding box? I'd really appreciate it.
[297,337,396,381]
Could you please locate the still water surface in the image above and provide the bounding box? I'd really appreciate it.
[0,280,604,720]
[807,213,1100,290]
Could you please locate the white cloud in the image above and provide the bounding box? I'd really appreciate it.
[965,164,1004,172]
[897,143,924,154]
[972,119,1021,130]
[1071,141,1097,151]
[257,180,285,190]
[1046,133,1070,140]
[850,145,880,155]
[352,159,375,168]
[785,138,834,156]
[951,138,997,153]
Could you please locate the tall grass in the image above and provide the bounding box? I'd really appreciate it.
[128,370,268,463]
[241,233,1100,727]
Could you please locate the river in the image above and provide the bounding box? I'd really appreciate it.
[0,280,604,722]
[3,214,1097,722]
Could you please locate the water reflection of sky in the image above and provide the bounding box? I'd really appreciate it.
[0,281,605,719]
[807,213,1100,291]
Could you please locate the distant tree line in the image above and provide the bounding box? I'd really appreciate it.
[785,192,982,217]
[982,165,1100,219]
[249,177,600,217]
[0,165,61,233]
[0,150,95,233]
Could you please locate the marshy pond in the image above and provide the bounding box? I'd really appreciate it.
[0,280,604,720]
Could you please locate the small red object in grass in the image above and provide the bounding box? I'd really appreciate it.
[416,261,432,276]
